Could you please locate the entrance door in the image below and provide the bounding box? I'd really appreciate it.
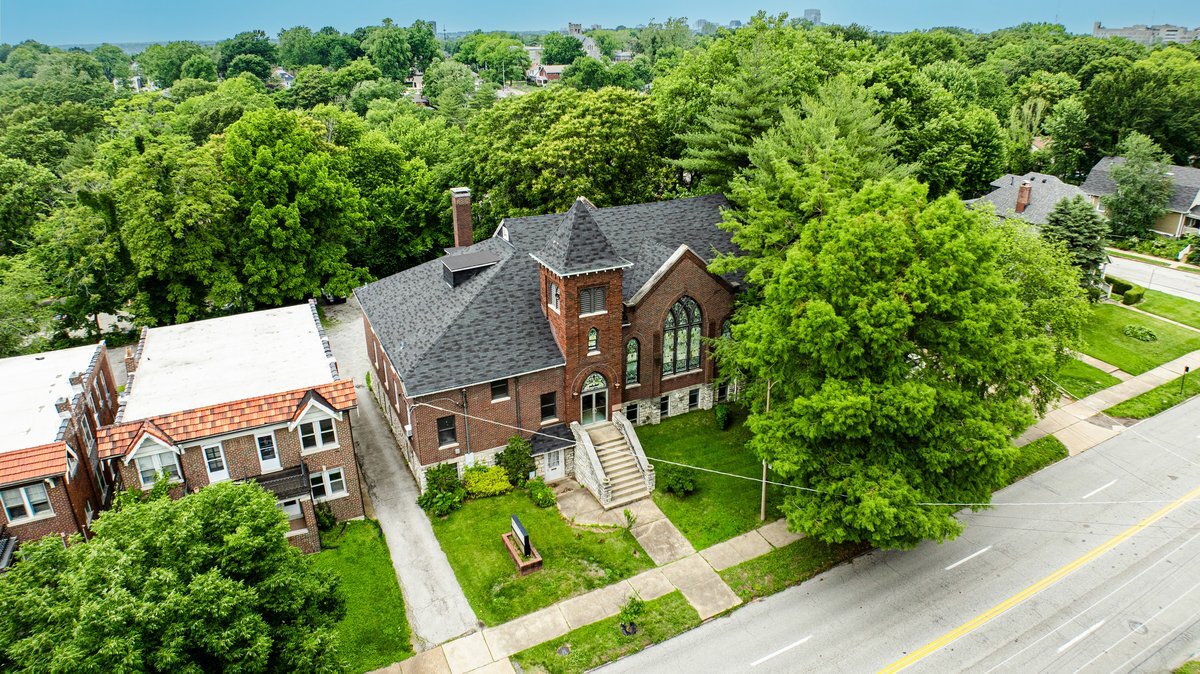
[580,373,608,426]
[545,449,565,481]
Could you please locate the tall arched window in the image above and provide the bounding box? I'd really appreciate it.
[625,339,640,385]
[587,328,599,353]
[663,297,702,376]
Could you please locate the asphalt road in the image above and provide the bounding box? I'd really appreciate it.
[600,396,1200,673]
[1106,256,1200,303]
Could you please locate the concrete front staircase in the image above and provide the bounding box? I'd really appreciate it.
[585,421,650,509]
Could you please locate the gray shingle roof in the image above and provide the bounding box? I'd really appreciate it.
[1081,157,1200,215]
[977,172,1087,226]
[531,198,631,277]
[355,194,733,397]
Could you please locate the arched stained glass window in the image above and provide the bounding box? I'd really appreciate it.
[662,297,702,376]
[582,372,607,392]
[625,339,639,385]
[587,328,599,352]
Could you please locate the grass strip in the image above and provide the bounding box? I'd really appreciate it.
[1007,435,1068,484]
[719,537,866,603]
[1105,372,1200,419]
[511,591,700,674]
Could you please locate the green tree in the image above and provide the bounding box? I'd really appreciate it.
[0,481,344,671]
[561,57,614,91]
[912,106,1006,197]
[676,43,799,191]
[220,108,370,307]
[541,32,585,65]
[90,43,131,81]
[1042,96,1088,182]
[717,178,1085,549]
[226,53,272,81]
[1101,132,1172,239]
[631,17,694,63]
[347,79,412,116]
[1040,195,1110,296]
[423,59,476,103]
[217,29,277,75]
[179,53,217,81]
[407,20,439,73]
[5,46,42,78]
[0,255,52,356]
[363,22,413,80]
[0,117,69,168]
[0,158,57,255]
[172,74,275,143]
[136,41,203,87]
[278,26,321,69]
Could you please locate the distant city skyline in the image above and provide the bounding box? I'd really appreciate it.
[1,0,1197,46]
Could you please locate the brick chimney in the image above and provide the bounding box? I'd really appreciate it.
[124,346,137,374]
[55,397,72,420]
[450,187,472,248]
[1016,180,1032,214]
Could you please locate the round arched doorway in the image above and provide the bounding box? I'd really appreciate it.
[579,372,609,426]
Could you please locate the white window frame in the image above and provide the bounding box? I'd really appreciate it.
[278,498,304,520]
[310,467,348,502]
[299,418,339,453]
[548,281,561,313]
[490,379,510,402]
[0,482,54,523]
[256,432,281,472]
[202,443,230,482]
[135,451,182,487]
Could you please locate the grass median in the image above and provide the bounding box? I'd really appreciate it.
[1105,372,1200,419]
[1054,358,1121,399]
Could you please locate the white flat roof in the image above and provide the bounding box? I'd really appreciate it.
[121,304,336,421]
[0,344,100,454]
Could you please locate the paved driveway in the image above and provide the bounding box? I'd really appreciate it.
[1106,256,1200,302]
[322,299,479,650]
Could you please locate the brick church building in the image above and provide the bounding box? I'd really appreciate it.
[356,189,740,495]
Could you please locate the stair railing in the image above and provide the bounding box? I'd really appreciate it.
[570,421,611,506]
[612,412,655,492]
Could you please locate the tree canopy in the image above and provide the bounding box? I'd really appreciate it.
[0,482,345,672]
[1102,132,1173,239]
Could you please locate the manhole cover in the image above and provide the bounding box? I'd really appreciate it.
[557,644,571,656]
[1129,621,1149,635]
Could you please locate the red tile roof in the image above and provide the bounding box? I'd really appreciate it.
[98,379,356,460]
[0,442,68,486]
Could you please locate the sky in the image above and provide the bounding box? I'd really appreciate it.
[0,0,1197,46]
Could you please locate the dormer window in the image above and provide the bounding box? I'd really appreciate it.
[587,328,599,354]
[580,286,606,315]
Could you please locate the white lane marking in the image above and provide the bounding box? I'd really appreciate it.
[1082,480,1118,500]
[945,546,993,571]
[1055,620,1106,654]
[749,634,813,667]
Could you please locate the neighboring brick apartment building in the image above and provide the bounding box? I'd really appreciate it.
[96,302,364,553]
[356,189,740,489]
[0,343,119,565]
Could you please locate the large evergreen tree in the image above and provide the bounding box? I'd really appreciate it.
[1040,195,1109,296]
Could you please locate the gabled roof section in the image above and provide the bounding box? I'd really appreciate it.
[288,389,343,429]
[976,172,1087,226]
[531,198,632,277]
[1082,157,1200,214]
[0,442,69,487]
[99,379,356,459]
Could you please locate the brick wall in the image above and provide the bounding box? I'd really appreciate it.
[2,478,81,545]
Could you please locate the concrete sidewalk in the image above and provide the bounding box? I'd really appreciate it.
[380,517,806,674]
[323,301,479,650]
[1020,346,1200,455]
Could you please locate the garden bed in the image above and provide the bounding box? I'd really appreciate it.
[312,521,414,673]
[511,591,700,674]
[430,492,653,625]
[1078,303,1200,375]
[637,409,786,549]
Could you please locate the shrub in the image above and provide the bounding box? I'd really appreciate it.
[1122,287,1145,305]
[617,594,645,625]
[1123,324,1158,342]
[418,463,466,516]
[714,403,731,430]
[658,463,698,496]
[463,465,512,498]
[1106,275,1133,296]
[418,488,464,517]
[495,435,536,487]
[314,501,336,531]
[527,477,556,508]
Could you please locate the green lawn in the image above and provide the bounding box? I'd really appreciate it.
[719,537,866,602]
[312,521,413,673]
[637,409,786,549]
[1136,289,1200,330]
[1054,358,1121,399]
[512,591,700,674]
[1007,436,1068,484]
[1078,303,1200,375]
[430,492,653,625]
[1105,372,1200,419]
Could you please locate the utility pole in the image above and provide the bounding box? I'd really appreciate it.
[761,378,774,521]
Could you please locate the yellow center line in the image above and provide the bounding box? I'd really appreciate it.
[878,482,1200,674]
